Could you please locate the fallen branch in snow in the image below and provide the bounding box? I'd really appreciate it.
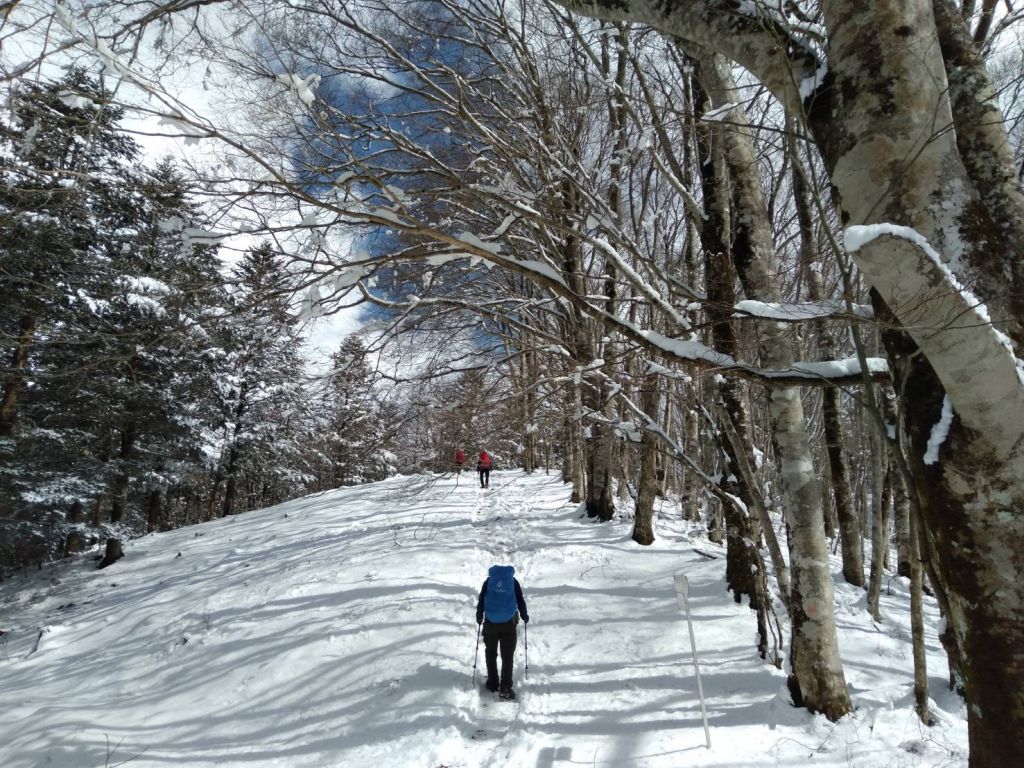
[26,626,47,658]
[104,733,150,767]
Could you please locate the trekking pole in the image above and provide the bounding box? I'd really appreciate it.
[523,622,529,680]
[472,622,482,686]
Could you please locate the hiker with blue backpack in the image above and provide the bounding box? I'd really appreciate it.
[476,564,529,700]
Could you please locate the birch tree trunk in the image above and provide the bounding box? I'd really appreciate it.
[566,400,585,505]
[522,350,539,474]
[553,0,1024,758]
[893,461,912,578]
[822,6,1024,758]
[867,449,891,622]
[695,50,850,720]
[694,70,782,638]
[789,133,863,587]
[909,509,931,726]
[680,403,701,521]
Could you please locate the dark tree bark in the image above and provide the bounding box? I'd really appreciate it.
[146,489,163,533]
[109,421,138,524]
[632,375,659,545]
[97,538,124,569]
[0,315,35,438]
[692,65,785,661]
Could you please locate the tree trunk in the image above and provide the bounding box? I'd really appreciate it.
[222,444,240,517]
[206,470,223,521]
[586,26,628,524]
[717,403,792,609]
[893,463,912,578]
[97,538,124,569]
[931,0,1024,347]
[0,314,35,438]
[909,509,931,726]
[680,404,701,521]
[632,376,659,545]
[146,489,163,533]
[696,51,850,720]
[520,349,539,474]
[585,416,615,521]
[867,453,891,622]
[63,531,87,557]
[555,0,1024,756]
[560,418,572,486]
[67,500,83,524]
[693,53,789,656]
[109,421,138,524]
[790,131,864,587]
[221,381,249,517]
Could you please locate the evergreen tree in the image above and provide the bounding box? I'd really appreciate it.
[0,70,151,534]
[320,335,392,487]
[95,159,228,529]
[213,241,311,516]
[0,73,230,562]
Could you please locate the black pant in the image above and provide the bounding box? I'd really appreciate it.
[478,467,490,487]
[483,618,517,690]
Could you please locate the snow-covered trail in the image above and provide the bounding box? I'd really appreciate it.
[0,471,967,768]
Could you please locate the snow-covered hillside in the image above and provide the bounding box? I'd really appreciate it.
[0,472,968,767]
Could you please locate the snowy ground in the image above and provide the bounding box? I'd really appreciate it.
[0,471,968,767]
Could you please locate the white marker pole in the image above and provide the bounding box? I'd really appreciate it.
[674,572,711,749]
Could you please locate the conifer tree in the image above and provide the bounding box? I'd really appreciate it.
[320,335,392,487]
[213,241,310,516]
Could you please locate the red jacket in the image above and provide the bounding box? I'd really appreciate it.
[477,451,492,469]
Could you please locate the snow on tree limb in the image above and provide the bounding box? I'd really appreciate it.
[846,224,1024,461]
[733,299,873,322]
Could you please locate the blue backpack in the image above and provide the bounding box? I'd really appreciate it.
[484,565,518,622]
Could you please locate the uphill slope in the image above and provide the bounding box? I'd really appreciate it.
[0,471,967,767]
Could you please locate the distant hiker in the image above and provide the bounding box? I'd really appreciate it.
[477,450,493,488]
[454,448,466,474]
[476,564,529,700]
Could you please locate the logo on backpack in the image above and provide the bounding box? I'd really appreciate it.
[483,564,517,623]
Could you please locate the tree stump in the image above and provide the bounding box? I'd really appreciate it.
[97,538,124,569]
[63,531,87,557]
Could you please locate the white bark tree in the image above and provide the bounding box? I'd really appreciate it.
[547,2,1024,763]
[16,0,1024,759]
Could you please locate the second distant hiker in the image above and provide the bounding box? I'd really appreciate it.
[476,564,529,700]
[477,450,493,488]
